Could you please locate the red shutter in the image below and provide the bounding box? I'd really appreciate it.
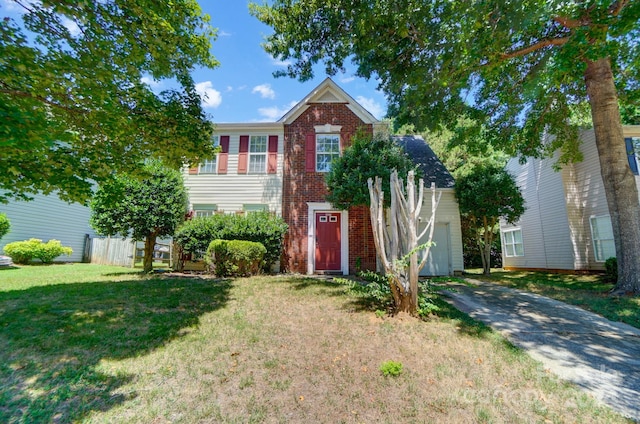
[305,134,316,172]
[218,135,230,174]
[267,135,278,174]
[188,166,198,175]
[238,135,249,174]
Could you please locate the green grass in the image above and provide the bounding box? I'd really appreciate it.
[464,269,640,329]
[0,264,630,423]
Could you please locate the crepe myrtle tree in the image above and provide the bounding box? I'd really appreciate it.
[251,0,640,294]
[90,161,188,273]
[455,164,525,275]
[1,0,218,204]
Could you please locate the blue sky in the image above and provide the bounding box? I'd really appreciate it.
[0,0,387,123]
[193,1,387,122]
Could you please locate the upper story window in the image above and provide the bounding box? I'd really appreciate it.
[590,215,615,262]
[503,228,524,257]
[316,134,340,172]
[249,135,267,173]
[199,136,219,174]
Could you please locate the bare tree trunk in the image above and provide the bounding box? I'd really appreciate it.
[585,58,640,295]
[368,171,441,315]
[143,232,158,273]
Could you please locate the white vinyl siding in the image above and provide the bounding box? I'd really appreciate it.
[590,215,615,262]
[183,125,284,216]
[249,136,267,174]
[316,134,340,172]
[503,229,524,257]
[0,193,96,262]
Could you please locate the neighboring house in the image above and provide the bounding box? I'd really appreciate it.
[0,193,96,262]
[500,125,640,272]
[185,78,464,276]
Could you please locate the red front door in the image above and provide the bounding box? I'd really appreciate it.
[315,212,341,271]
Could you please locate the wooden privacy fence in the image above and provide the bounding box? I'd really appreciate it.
[90,236,172,268]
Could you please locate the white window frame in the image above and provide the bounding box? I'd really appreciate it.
[632,137,640,173]
[198,136,219,174]
[316,134,340,173]
[249,135,267,174]
[590,215,616,262]
[193,204,217,218]
[503,229,524,257]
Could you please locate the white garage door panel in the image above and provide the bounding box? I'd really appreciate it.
[419,224,451,276]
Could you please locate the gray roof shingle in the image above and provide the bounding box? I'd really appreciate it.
[393,135,455,189]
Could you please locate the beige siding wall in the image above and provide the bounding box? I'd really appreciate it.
[501,155,573,270]
[419,189,464,275]
[0,194,96,262]
[183,124,285,215]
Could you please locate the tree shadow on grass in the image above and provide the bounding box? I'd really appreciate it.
[0,275,232,423]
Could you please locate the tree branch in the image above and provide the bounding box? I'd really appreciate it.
[609,0,629,17]
[0,86,84,114]
[500,37,570,59]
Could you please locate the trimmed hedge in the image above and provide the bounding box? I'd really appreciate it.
[174,211,287,270]
[206,239,266,277]
[0,213,10,241]
[3,239,73,264]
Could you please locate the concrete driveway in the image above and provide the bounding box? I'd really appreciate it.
[442,278,640,421]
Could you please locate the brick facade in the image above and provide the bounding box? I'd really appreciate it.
[282,102,377,274]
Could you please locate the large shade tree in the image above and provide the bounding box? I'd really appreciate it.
[1,0,218,204]
[90,161,188,273]
[251,1,640,294]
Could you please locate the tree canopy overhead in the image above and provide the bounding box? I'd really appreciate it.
[1,0,219,204]
[252,0,640,293]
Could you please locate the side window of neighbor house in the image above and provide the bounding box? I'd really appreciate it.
[199,136,219,174]
[503,229,524,257]
[316,134,340,172]
[590,215,615,261]
[249,135,267,173]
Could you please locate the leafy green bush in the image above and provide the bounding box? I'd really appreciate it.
[0,213,10,241]
[604,257,617,284]
[379,360,403,377]
[3,239,73,264]
[206,239,266,277]
[174,211,287,270]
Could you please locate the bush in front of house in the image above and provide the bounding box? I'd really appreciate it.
[0,213,10,241]
[206,239,266,277]
[174,211,287,270]
[3,239,73,264]
[604,257,617,283]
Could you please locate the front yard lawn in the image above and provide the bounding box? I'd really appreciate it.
[464,269,640,329]
[0,264,629,423]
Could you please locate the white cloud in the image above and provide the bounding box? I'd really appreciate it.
[339,76,356,84]
[269,54,292,67]
[356,96,385,119]
[218,30,232,37]
[195,81,222,109]
[60,15,81,36]
[252,83,276,99]
[141,76,162,87]
[257,100,298,121]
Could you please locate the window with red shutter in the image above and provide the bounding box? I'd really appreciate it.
[305,134,315,172]
[218,135,230,174]
[267,135,278,174]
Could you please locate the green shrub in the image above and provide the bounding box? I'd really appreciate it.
[174,211,287,270]
[3,239,73,264]
[0,213,10,240]
[604,257,617,284]
[379,360,403,377]
[206,239,266,277]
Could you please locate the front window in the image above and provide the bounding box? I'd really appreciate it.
[590,215,615,262]
[316,134,340,172]
[199,136,219,174]
[249,135,267,173]
[193,204,217,218]
[503,229,524,257]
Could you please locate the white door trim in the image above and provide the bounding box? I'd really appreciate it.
[307,202,349,275]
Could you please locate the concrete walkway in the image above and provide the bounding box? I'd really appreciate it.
[442,279,640,421]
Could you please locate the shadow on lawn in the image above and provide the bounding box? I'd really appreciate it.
[0,275,232,423]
